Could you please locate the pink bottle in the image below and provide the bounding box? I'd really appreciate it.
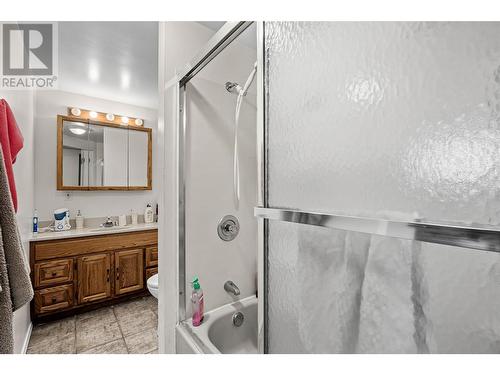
[191,277,204,326]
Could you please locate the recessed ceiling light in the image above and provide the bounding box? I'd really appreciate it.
[134,118,143,126]
[89,111,98,119]
[106,113,115,121]
[121,116,129,124]
[121,71,131,89]
[88,60,99,82]
[69,127,87,135]
[70,108,81,116]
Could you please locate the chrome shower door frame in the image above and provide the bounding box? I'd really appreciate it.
[173,21,266,353]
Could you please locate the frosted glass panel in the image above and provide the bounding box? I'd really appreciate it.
[266,22,500,353]
[266,22,500,224]
[268,221,500,353]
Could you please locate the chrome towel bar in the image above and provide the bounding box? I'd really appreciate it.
[254,207,500,253]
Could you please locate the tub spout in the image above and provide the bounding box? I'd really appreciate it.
[224,280,240,296]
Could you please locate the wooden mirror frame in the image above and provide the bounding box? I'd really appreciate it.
[57,115,152,191]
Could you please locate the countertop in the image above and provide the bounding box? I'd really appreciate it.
[29,222,158,242]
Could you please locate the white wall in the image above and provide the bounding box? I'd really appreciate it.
[0,89,35,354]
[158,22,218,354]
[158,22,257,353]
[184,37,258,315]
[34,90,158,221]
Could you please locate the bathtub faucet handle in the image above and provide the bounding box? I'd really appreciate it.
[224,280,240,296]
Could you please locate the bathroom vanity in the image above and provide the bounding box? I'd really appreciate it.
[29,224,158,323]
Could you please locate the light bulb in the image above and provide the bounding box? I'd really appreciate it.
[134,118,143,126]
[121,116,129,124]
[70,108,81,116]
[89,111,98,119]
[106,113,115,121]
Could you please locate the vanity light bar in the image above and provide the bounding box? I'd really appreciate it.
[67,107,144,127]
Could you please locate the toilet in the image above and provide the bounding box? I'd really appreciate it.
[147,273,159,299]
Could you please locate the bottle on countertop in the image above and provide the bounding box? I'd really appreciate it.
[131,209,138,225]
[33,209,38,233]
[76,210,84,229]
[144,203,154,224]
[191,277,204,327]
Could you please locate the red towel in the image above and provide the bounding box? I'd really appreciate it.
[0,99,24,212]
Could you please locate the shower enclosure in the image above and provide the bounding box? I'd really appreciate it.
[172,22,259,353]
[257,22,500,354]
[173,21,500,354]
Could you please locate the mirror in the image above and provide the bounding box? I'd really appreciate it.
[61,120,89,187]
[128,130,150,187]
[57,116,152,190]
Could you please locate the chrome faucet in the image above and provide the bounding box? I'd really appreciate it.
[101,216,114,228]
[224,280,240,296]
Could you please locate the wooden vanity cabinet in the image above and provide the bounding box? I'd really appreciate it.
[30,229,157,323]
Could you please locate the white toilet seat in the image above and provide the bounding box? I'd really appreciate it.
[147,273,159,299]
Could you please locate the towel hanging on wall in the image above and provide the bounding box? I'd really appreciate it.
[0,99,24,212]
[0,146,33,354]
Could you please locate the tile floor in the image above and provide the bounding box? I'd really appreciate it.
[27,296,158,354]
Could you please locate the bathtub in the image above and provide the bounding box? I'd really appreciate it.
[176,295,258,354]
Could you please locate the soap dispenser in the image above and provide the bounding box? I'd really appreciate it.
[144,204,154,224]
[76,210,84,229]
[191,277,204,327]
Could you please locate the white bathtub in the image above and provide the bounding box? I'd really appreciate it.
[176,296,258,354]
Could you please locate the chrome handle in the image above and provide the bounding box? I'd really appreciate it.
[254,207,500,254]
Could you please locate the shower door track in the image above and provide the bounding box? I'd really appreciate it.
[255,207,500,253]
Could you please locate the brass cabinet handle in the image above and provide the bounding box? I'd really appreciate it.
[106,268,110,282]
[116,267,119,280]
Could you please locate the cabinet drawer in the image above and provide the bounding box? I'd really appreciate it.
[35,259,73,287]
[33,230,157,261]
[145,247,158,267]
[35,284,73,314]
[145,267,158,280]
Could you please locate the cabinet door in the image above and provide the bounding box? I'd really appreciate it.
[77,253,111,304]
[115,248,144,295]
[145,246,158,267]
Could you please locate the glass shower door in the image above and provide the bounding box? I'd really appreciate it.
[264,22,500,353]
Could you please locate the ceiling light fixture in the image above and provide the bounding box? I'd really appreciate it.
[88,60,99,82]
[121,71,131,90]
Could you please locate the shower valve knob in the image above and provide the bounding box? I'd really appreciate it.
[218,215,240,241]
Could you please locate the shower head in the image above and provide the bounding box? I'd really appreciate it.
[225,81,241,94]
[226,62,258,97]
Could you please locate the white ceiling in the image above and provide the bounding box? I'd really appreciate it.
[58,22,158,109]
